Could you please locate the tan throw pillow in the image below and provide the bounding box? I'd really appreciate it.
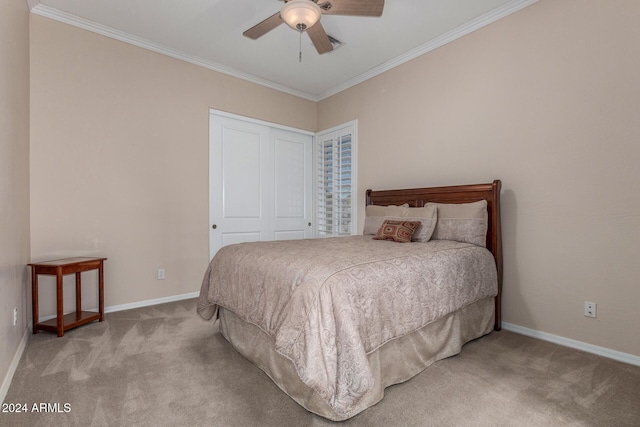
[402,205,438,242]
[427,200,488,247]
[363,204,409,235]
[373,220,421,243]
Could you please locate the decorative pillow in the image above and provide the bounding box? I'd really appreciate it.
[402,205,438,242]
[383,206,437,242]
[426,200,488,247]
[373,220,421,243]
[363,204,409,235]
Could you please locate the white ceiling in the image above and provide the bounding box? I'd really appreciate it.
[29,0,538,101]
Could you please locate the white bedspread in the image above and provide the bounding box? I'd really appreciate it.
[197,236,497,417]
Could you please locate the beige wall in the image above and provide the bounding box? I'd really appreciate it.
[0,0,31,393]
[29,15,317,314]
[319,0,640,357]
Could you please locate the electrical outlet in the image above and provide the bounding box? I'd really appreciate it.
[13,307,18,326]
[157,269,165,280]
[584,301,597,318]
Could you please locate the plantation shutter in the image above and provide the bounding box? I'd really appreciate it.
[315,122,357,237]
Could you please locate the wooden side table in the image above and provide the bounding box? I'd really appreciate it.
[29,257,107,337]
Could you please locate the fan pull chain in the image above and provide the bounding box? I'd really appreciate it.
[299,30,302,62]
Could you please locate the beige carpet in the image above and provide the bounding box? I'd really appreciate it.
[2,299,639,427]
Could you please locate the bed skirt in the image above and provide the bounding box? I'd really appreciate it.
[218,296,495,421]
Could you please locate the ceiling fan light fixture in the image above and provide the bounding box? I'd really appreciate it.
[281,0,322,32]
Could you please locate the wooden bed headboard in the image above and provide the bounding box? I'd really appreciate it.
[365,180,503,331]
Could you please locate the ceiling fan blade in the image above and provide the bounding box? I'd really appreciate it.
[321,0,384,16]
[243,12,283,39]
[306,21,333,54]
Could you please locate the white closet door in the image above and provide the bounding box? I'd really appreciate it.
[209,112,313,259]
[210,114,272,259]
[272,128,313,241]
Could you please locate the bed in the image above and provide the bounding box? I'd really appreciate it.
[197,180,503,421]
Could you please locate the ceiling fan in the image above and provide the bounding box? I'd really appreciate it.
[243,0,384,55]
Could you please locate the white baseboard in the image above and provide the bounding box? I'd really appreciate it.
[103,291,199,314]
[1,324,30,404]
[502,322,640,367]
[1,291,199,403]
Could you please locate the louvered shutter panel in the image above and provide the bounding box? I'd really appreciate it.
[315,123,356,237]
[316,136,334,236]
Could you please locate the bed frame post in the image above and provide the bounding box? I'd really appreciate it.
[491,180,502,331]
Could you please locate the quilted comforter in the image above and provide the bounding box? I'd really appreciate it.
[197,235,497,417]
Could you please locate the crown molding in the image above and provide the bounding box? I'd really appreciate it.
[316,0,539,100]
[29,0,539,102]
[28,3,318,101]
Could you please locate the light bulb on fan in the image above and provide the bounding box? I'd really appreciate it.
[280,0,322,32]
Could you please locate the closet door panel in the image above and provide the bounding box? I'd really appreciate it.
[272,128,313,240]
[210,114,272,259]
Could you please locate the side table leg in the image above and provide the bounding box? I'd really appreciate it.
[56,269,64,337]
[98,261,104,322]
[75,272,82,320]
[31,266,38,334]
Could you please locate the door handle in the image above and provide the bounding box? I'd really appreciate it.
[212,224,217,229]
